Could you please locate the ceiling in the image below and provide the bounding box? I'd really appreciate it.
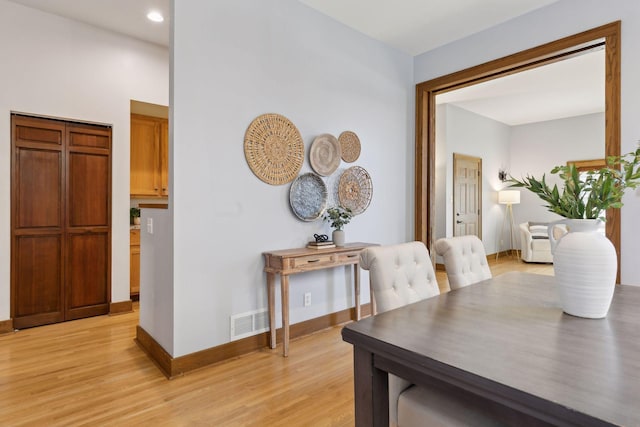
[7,0,170,47]
[298,0,559,56]
[7,0,603,125]
[437,48,605,126]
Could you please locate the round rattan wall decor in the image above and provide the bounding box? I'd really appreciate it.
[338,166,372,215]
[338,131,361,163]
[309,134,341,176]
[244,113,304,185]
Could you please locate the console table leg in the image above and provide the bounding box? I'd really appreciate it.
[281,274,290,357]
[354,264,361,320]
[267,272,276,349]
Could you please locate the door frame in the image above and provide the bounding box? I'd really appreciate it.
[415,21,620,279]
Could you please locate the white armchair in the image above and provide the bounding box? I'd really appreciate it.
[519,222,553,263]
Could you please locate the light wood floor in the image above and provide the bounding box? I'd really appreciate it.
[0,257,551,426]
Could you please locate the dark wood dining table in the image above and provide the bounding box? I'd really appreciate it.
[342,272,640,427]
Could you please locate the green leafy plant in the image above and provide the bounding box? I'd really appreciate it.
[509,148,640,220]
[323,206,353,231]
[130,207,141,222]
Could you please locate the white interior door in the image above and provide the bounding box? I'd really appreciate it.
[453,153,482,238]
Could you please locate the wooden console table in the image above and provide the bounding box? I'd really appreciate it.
[263,242,376,356]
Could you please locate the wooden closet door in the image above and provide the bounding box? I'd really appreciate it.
[11,116,65,329]
[65,124,111,320]
[11,115,111,328]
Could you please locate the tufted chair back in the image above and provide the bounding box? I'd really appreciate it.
[360,241,439,315]
[434,235,492,290]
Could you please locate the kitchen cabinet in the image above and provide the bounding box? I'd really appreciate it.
[130,229,140,297]
[130,114,168,198]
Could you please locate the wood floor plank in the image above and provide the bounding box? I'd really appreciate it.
[0,258,550,426]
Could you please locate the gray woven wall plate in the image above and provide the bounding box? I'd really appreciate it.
[289,173,328,221]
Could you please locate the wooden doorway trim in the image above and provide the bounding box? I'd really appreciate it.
[415,21,621,278]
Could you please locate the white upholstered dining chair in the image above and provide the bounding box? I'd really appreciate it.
[359,241,439,316]
[359,241,500,427]
[434,235,492,290]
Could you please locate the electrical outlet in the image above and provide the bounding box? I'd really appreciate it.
[304,292,311,307]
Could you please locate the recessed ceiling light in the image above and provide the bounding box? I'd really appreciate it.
[147,11,164,23]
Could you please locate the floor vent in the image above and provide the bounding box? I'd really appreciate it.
[230,309,269,340]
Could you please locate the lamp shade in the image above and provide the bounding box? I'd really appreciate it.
[498,190,520,205]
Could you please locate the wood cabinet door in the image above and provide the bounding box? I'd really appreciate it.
[130,114,160,198]
[130,244,140,296]
[130,114,160,197]
[160,120,169,197]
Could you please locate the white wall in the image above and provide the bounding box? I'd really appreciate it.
[162,0,414,356]
[510,113,604,228]
[414,0,640,285]
[139,208,174,354]
[0,0,169,321]
[435,104,511,255]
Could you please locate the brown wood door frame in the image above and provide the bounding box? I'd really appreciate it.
[415,21,621,280]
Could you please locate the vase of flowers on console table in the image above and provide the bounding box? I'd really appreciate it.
[323,206,353,247]
[509,148,640,318]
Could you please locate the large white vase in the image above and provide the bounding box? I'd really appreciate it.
[332,229,345,247]
[549,219,617,318]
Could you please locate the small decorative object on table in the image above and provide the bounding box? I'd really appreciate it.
[323,206,353,247]
[509,147,640,318]
[307,233,335,249]
[130,207,141,225]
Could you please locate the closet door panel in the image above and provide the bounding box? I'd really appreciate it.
[65,123,111,320]
[11,116,66,329]
[66,232,109,320]
[67,152,109,227]
[15,148,62,228]
[68,127,110,149]
[13,234,63,329]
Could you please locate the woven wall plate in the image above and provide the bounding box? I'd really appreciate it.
[338,166,372,215]
[338,131,361,163]
[289,173,328,221]
[309,134,341,176]
[244,113,304,185]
